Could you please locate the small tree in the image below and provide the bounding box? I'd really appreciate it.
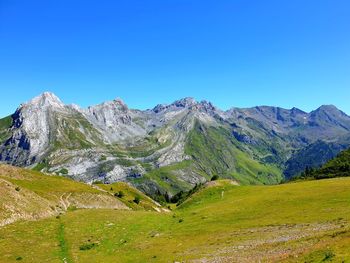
[114,191,125,198]
[211,175,219,181]
[133,195,141,204]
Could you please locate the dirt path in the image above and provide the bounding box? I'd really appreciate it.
[59,193,72,211]
[91,184,110,194]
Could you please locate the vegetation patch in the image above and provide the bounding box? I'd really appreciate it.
[32,161,49,172]
[0,115,13,144]
[115,190,125,198]
[133,195,141,204]
[96,181,156,210]
[56,168,69,175]
[322,250,335,261]
[79,242,98,251]
[58,222,71,263]
[294,147,350,180]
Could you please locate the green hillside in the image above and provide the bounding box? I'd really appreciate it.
[0,165,156,227]
[314,147,350,179]
[95,182,164,211]
[296,147,350,180]
[185,122,282,185]
[0,115,12,144]
[1,170,350,262]
[284,140,346,179]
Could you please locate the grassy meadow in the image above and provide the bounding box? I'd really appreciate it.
[1,177,350,262]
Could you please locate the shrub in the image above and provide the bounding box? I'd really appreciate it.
[79,243,98,251]
[57,168,68,175]
[133,195,141,204]
[15,187,20,192]
[211,175,219,181]
[323,250,335,261]
[114,191,125,198]
[170,191,184,203]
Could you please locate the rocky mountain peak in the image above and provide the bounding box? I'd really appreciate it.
[25,92,64,109]
[89,97,129,113]
[310,105,347,119]
[172,97,197,108]
[290,107,306,114]
[152,104,168,113]
[290,107,307,118]
[152,97,197,113]
[198,100,216,111]
[314,104,340,113]
[113,97,126,105]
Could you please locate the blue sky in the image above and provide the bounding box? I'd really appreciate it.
[0,0,349,117]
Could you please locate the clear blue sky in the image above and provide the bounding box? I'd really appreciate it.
[0,0,350,117]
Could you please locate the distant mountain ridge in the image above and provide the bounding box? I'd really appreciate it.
[1,92,350,197]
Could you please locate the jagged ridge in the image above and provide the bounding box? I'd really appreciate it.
[1,92,350,196]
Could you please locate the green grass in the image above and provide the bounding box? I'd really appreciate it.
[138,160,194,193]
[58,221,72,263]
[0,115,12,143]
[96,182,158,211]
[1,167,100,201]
[32,159,50,172]
[0,115,12,130]
[1,177,350,262]
[0,218,61,262]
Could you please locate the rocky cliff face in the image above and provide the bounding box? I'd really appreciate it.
[0,92,65,165]
[81,98,147,143]
[1,92,350,196]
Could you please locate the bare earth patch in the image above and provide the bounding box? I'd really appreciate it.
[190,219,348,262]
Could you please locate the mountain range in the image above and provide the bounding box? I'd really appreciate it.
[1,92,350,198]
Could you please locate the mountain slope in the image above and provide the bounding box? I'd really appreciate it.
[296,147,350,180]
[185,121,282,184]
[0,164,165,226]
[1,92,350,196]
[284,140,348,179]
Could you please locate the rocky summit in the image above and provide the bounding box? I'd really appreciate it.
[1,92,350,198]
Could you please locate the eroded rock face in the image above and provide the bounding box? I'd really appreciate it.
[81,99,147,143]
[0,92,65,165]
